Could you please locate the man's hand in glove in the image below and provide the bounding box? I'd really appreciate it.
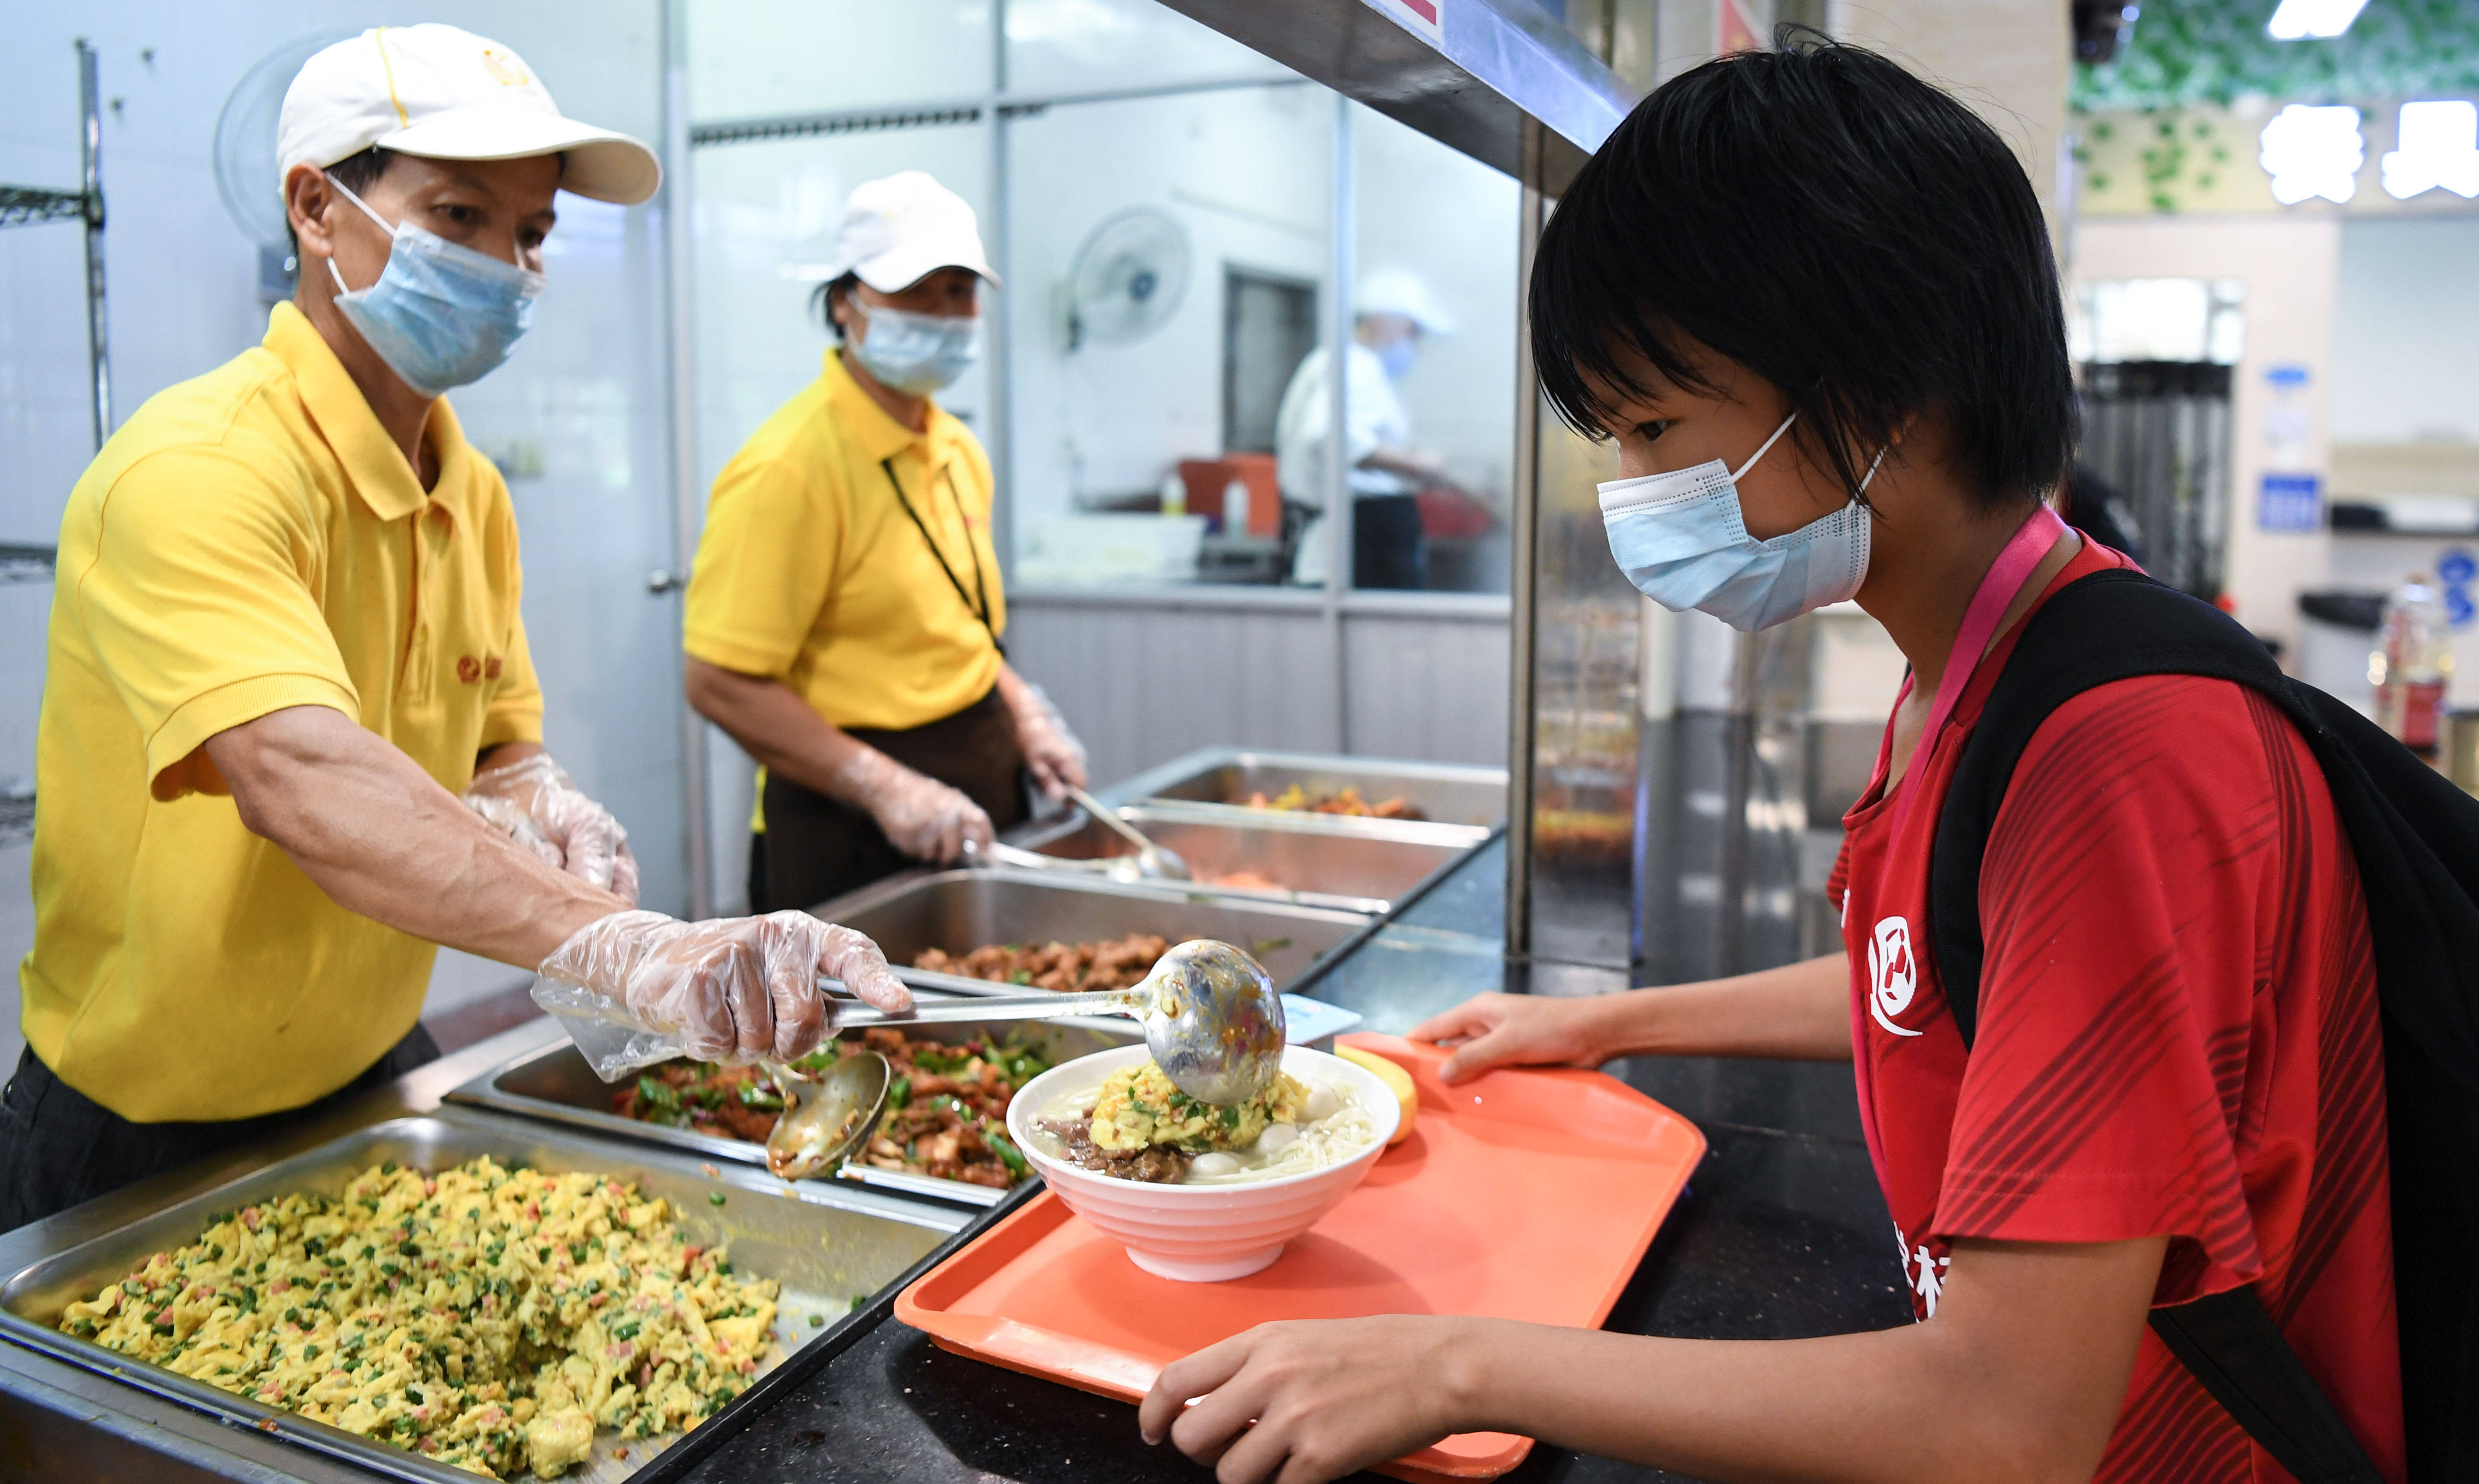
[537,910,913,1064]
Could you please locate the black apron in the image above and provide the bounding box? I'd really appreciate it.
[0,1026,440,1235]
[748,683,1027,913]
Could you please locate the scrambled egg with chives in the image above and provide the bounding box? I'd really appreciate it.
[56,1157,777,1479]
[1088,1062,1309,1153]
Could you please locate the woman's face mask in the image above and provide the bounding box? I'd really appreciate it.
[1596,410,1889,631]
[323,174,544,399]
[848,300,980,395]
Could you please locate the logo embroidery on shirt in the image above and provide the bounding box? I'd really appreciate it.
[1894,1223,1952,1317]
[456,655,503,684]
[1868,915,1925,1037]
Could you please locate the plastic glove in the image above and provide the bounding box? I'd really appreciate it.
[537,909,912,1064]
[1004,678,1089,802]
[464,751,640,905]
[836,747,993,865]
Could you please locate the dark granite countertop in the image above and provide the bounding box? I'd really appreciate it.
[678,840,1911,1484]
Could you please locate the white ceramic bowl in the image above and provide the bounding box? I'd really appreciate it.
[1007,1043,1400,1282]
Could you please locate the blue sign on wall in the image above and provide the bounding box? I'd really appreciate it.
[2258,472,2323,532]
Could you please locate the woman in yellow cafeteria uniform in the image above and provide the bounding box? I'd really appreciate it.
[683,171,1087,913]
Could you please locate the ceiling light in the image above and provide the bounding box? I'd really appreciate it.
[2266,0,2370,39]
[2382,100,2479,199]
[2259,104,2363,204]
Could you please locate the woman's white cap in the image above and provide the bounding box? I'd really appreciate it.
[277,25,659,206]
[827,171,1003,292]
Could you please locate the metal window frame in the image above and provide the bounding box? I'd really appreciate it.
[2,40,110,453]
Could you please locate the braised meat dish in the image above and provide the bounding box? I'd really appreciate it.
[612,1029,1047,1189]
[912,933,1173,993]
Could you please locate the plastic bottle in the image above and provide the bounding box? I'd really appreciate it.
[1159,469,1185,518]
[2372,573,2453,756]
[1224,478,1251,537]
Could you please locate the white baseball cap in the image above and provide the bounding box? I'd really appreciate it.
[1358,268,1454,335]
[277,25,659,206]
[827,171,1002,292]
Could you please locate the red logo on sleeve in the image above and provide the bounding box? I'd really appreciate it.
[457,656,481,683]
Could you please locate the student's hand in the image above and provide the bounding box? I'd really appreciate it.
[840,747,995,865]
[1408,993,1611,1085]
[463,750,641,905]
[537,910,912,1063]
[1140,1316,1474,1484]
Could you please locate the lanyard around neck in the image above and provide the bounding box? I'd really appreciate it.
[882,457,1004,658]
[1890,502,2070,837]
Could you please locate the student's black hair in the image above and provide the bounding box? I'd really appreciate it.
[812,273,860,342]
[1529,31,2073,509]
[286,146,396,255]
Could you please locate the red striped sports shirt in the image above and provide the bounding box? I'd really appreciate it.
[1829,540,2404,1482]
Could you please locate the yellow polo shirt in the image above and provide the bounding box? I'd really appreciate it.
[20,302,543,1122]
[684,349,1004,735]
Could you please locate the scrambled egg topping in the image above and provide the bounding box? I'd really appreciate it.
[1089,1062,1308,1153]
[57,1157,777,1479]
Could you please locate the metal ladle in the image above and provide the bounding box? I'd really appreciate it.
[712,942,1284,1182]
[760,1051,890,1182]
[1063,786,1193,882]
[828,939,1282,1105]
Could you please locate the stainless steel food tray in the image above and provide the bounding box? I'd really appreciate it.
[1012,805,1477,915]
[447,1016,1143,1210]
[812,868,1370,996]
[1102,747,1508,832]
[0,1110,968,1484]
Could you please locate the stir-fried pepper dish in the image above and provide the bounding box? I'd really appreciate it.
[56,1157,777,1479]
[912,932,1173,993]
[1244,784,1424,820]
[613,1029,1048,1190]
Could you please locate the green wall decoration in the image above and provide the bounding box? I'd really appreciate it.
[2072,0,2479,113]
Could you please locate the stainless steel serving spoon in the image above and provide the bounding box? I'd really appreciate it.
[821,939,1283,1106]
[760,1051,890,1182]
[1063,786,1194,882]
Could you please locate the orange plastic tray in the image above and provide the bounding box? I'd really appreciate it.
[894,1032,1707,1481]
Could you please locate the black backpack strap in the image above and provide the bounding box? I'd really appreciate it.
[1923,568,2392,1484]
[2151,1292,2389,1484]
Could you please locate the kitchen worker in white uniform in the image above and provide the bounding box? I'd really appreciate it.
[3,25,909,1233]
[1274,269,1467,588]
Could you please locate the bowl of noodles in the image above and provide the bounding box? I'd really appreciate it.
[1008,1044,1397,1281]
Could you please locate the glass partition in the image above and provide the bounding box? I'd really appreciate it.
[681,0,1522,598]
[685,0,994,121]
[1004,0,1289,97]
[1344,104,1522,593]
[1004,82,1333,588]
[690,125,993,499]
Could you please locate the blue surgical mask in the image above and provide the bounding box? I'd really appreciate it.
[850,303,979,394]
[1597,410,1887,631]
[323,175,544,399]
[1377,337,1417,380]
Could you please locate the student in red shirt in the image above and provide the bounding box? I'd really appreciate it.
[1137,36,2402,1484]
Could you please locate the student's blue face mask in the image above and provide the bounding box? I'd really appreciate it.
[1596,410,1888,632]
[1377,337,1417,380]
[324,174,544,399]
[850,303,980,395]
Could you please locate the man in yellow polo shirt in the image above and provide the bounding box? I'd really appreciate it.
[3,26,909,1233]
[684,171,1087,912]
